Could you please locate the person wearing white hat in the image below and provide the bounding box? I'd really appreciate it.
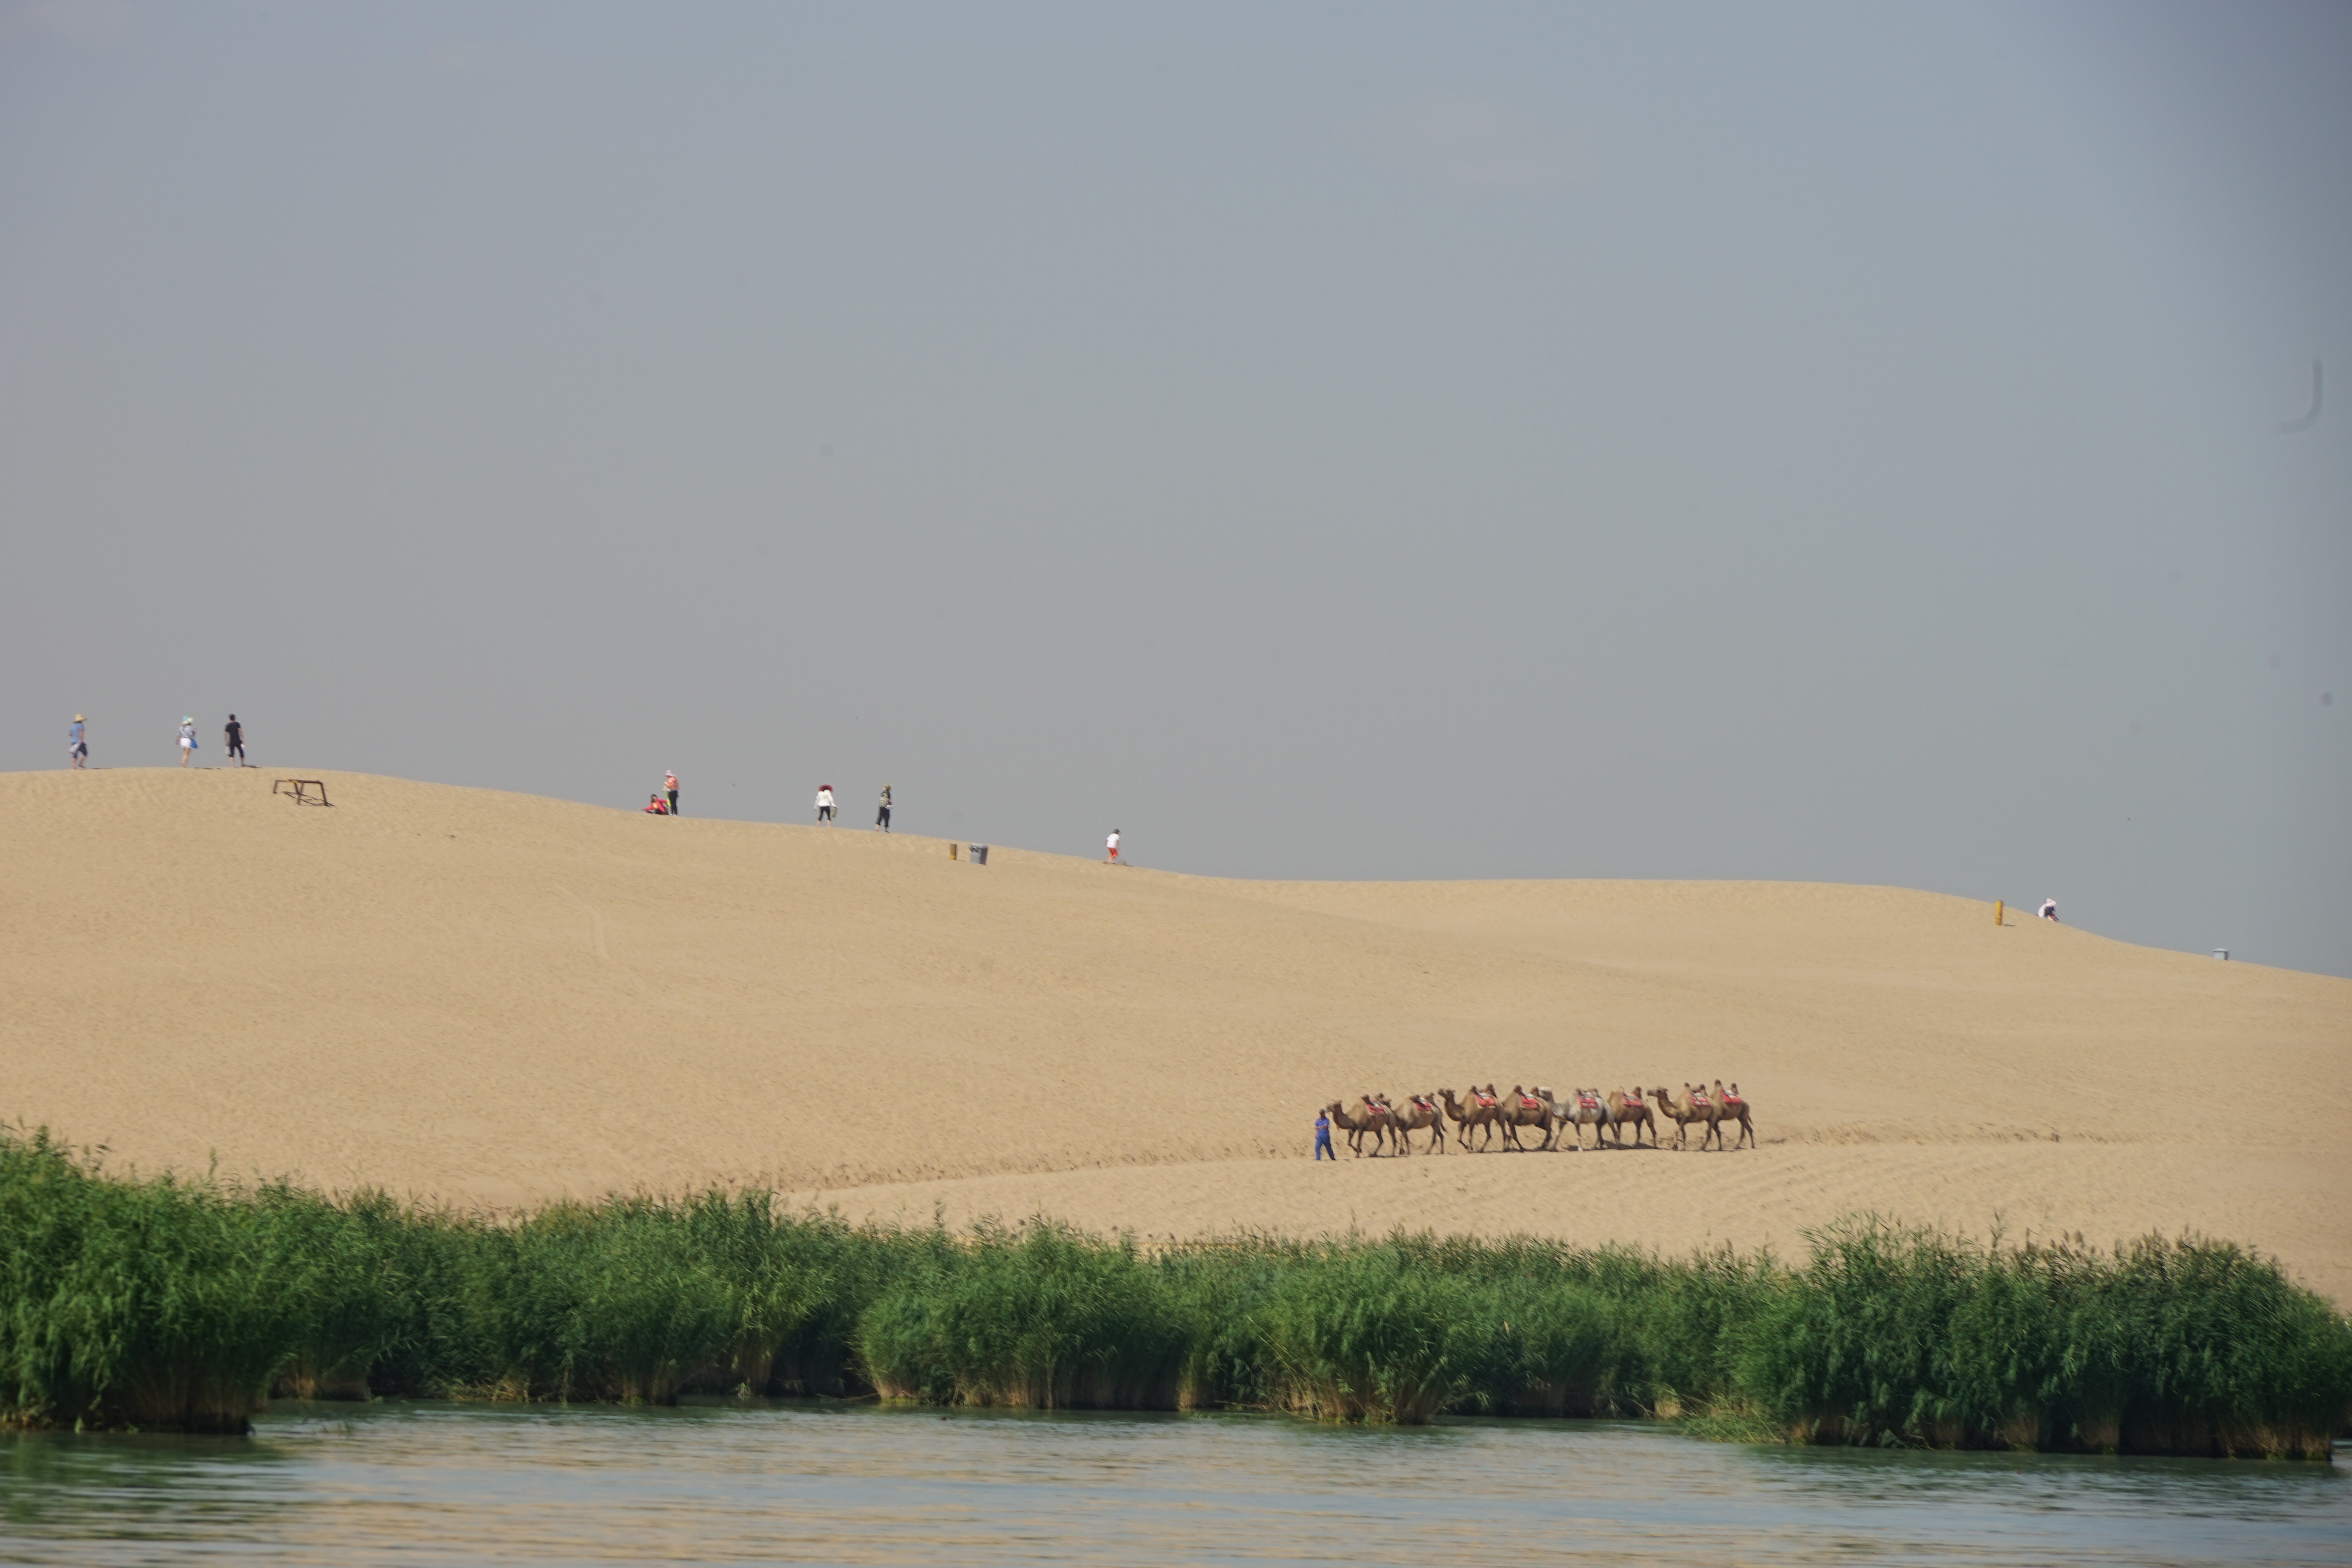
[176,717,197,767]
[68,715,87,768]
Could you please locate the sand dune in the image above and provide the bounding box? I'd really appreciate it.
[4,768,2346,1302]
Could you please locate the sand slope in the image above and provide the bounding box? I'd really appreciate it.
[4,768,2346,1301]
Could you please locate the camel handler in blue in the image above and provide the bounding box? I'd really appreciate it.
[1314,1109,1334,1160]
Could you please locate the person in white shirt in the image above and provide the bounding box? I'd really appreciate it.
[176,718,197,768]
[816,785,835,824]
[2039,898,2059,922]
[1105,829,1121,864]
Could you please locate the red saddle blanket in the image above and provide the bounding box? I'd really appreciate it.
[1690,1095,1713,1110]
[1518,1096,1542,1110]
[1474,1094,1497,1108]
[1721,1095,1745,1108]
[1577,1097,1602,1112]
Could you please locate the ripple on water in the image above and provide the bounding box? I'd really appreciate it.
[0,1403,2344,1566]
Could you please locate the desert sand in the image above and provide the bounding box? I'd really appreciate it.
[4,768,2346,1303]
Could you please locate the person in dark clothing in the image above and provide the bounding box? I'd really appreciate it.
[224,715,245,766]
[1314,1110,1334,1161]
[665,771,679,816]
[876,784,893,832]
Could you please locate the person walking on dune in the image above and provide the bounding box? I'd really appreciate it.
[875,784,892,832]
[224,714,245,766]
[68,715,87,769]
[1105,829,1121,865]
[176,717,197,768]
[1314,1107,1333,1161]
[816,784,835,824]
[665,771,679,817]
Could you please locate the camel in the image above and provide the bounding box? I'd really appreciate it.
[1390,1093,1446,1155]
[1561,1087,1612,1151]
[1322,1098,1388,1157]
[1496,1085,1559,1152]
[1438,1087,1499,1153]
[1711,1080,1755,1150]
[1605,1087,1655,1148]
[1651,1083,1723,1151]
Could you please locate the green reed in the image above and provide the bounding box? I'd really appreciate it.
[1728,1220,2352,1457]
[0,1130,336,1430]
[2,1130,2343,1454]
[858,1220,1187,1408]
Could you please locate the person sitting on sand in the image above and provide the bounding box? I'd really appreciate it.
[643,793,670,815]
[2039,897,2058,922]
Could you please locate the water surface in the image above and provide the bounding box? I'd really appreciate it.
[2,1402,2342,1566]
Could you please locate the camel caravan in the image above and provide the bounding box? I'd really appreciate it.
[1320,1082,1753,1157]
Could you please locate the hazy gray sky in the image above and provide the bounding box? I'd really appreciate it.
[5,2,2347,975]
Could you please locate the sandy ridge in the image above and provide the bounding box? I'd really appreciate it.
[2,767,2345,1302]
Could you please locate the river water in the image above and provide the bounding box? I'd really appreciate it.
[1,1401,2343,1566]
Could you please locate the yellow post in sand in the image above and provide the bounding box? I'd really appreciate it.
[949,842,959,860]
[1994,899,2004,926]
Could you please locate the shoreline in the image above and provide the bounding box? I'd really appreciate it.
[4,1133,2343,1459]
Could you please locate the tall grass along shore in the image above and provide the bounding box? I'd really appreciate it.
[2,1131,2344,1457]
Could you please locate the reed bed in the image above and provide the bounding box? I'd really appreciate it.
[2,1130,2344,1455]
